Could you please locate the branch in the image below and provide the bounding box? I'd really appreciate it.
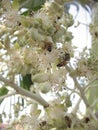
[66,64,97,121]
[84,77,98,93]
[65,86,80,95]
[66,64,89,107]
[72,98,81,115]
[0,91,16,101]
[91,98,98,108]
[0,75,49,108]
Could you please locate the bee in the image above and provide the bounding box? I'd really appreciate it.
[29,10,34,17]
[95,32,98,37]
[39,121,47,127]
[65,115,72,128]
[57,53,70,67]
[42,41,52,52]
[17,21,21,26]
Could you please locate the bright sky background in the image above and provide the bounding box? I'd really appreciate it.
[69,4,91,49]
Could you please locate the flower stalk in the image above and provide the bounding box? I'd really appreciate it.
[0,75,49,108]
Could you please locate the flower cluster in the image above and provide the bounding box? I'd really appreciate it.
[0,0,75,128]
[8,92,72,130]
[0,0,74,90]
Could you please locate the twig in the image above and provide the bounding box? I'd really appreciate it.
[65,86,80,95]
[0,91,16,101]
[66,64,97,121]
[72,97,81,115]
[84,77,98,93]
[85,84,98,93]
[91,98,98,108]
[0,75,49,108]
[66,64,89,107]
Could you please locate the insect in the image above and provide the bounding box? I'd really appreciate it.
[65,115,72,128]
[57,53,70,67]
[43,41,52,52]
[95,32,98,37]
[39,121,47,127]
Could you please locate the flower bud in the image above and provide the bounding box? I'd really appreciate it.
[39,81,51,93]
[31,73,50,83]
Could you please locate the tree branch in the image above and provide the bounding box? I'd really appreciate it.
[91,98,98,108]
[0,91,16,101]
[66,64,89,107]
[66,64,97,121]
[0,75,49,108]
[65,86,80,95]
[84,77,98,93]
[72,98,81,115]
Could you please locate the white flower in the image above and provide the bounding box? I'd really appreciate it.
[3,9,20,27]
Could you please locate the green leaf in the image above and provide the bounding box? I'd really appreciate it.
[31,0,46,10]
[20,74,33,90]
[19,0,46,10]
[0,87,9,104]
[0,87,8,97]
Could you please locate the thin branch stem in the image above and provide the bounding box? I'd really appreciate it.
[85,84,98,93]
[0,75,49,108]
[0,91,16,101]
[72,98,81,115]
[91,98,98,108]
[66,64,89,107]
[84,77,98,93]
[66,64,97,121]
[65,86,80,95]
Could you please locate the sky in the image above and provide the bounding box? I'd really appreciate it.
[69,4,91,49]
